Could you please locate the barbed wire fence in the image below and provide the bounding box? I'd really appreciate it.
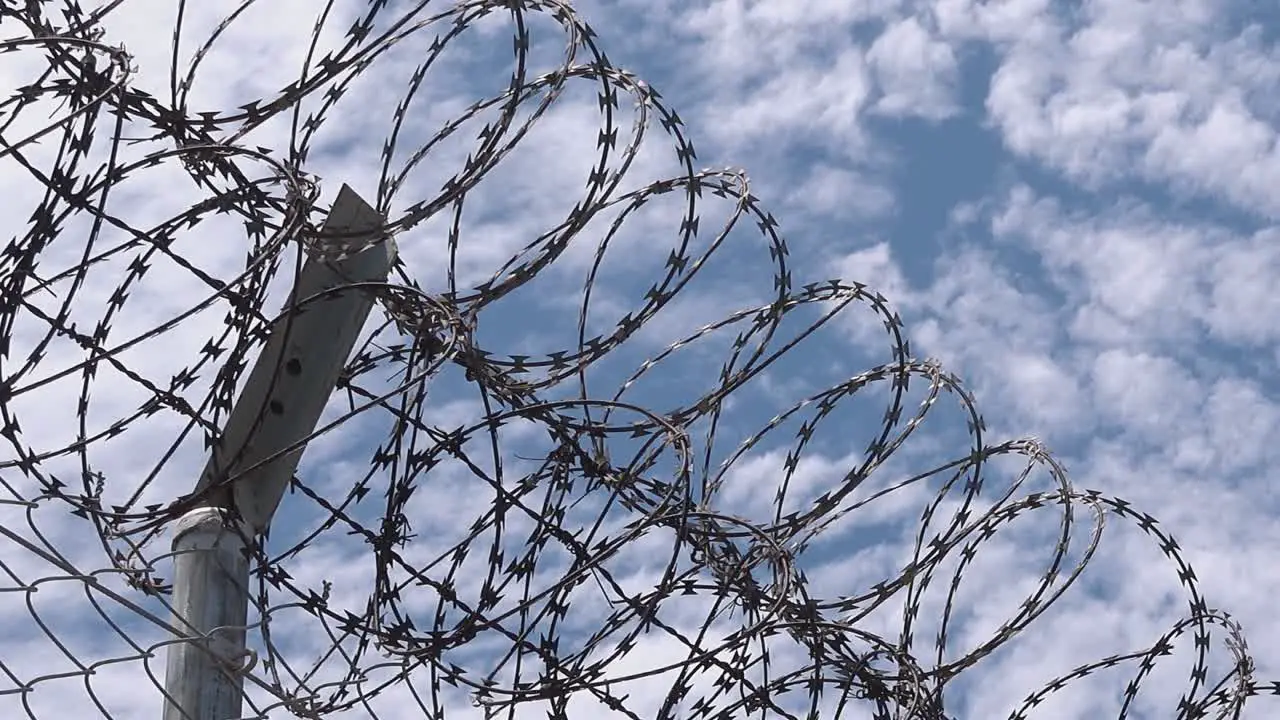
[1,0,1275,718]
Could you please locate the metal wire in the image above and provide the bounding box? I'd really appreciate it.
[0,0,1274,718]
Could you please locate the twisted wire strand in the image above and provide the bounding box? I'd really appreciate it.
[0,1,1274,718]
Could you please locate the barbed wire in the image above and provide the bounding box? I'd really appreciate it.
[0,0,1274,718]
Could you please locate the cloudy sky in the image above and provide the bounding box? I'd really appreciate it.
[2,0,1279,718]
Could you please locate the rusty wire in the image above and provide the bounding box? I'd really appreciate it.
[0,0,1275,718]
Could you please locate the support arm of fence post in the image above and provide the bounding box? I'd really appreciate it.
[162,186,394,720]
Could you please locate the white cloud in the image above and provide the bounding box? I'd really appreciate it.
[955,0,1280,216]
[783,163,896,222]
[1089,348,1198,441]
[990,184,1280,351]
[866,15,960,119]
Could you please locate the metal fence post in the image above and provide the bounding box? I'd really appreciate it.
[162,186,395,720]
[162,508,251,720]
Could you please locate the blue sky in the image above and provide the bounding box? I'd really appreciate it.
[2,0,1279,718]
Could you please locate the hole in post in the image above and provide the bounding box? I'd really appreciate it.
[269,400,285,415]
[285,358,302,376]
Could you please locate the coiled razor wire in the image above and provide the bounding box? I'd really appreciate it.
[0,1,1275,718]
